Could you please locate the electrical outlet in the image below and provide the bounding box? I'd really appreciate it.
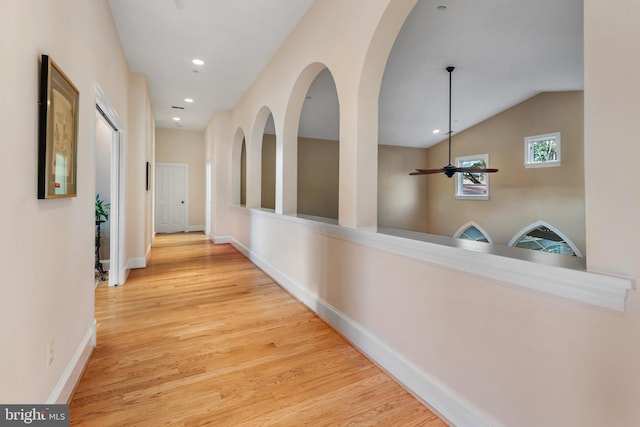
[47,340,54,367]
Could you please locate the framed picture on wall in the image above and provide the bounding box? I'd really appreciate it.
[38,54,79,199]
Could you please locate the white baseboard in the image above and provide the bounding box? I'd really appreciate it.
[213,235,231,244]
[229,237,501,427]
[47,320,96,404]
[188,225,205,232]
[126,257,146,270]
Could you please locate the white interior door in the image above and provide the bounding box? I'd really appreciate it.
[155,163,188,233]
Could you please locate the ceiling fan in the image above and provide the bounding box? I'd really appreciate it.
[410,66,498,178]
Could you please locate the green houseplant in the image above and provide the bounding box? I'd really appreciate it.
[96,194,110,223]
[95,194,110,281]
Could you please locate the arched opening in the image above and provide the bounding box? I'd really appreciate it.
[261,113,276,210]
[377,0,585,257]
[230,128,246,206]
[240,139,246,206]
[296,68,340,221]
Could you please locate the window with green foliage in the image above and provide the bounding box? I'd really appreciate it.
[455,154,490,200]
[524,132,561,168]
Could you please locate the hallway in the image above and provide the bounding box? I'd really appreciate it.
[70,233,446,426]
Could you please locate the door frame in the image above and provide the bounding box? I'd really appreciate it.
[155,162,189,233]
[205,160,211,237]
[96,84,125,286]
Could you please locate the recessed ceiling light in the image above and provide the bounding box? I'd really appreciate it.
[433,129,440,134]
[192,59,204,66]
[184,98,194,103]
[173,117,181,121]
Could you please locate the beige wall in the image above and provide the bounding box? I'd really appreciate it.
[258,134,340,218]
[261,134,276,209]
[206,1,640,426]
[0,0,153,403]
[127,72,155,265]
[156,128,206,229]
[297,136,339,219]
[425,91,585,253]
[378,145,430,232]
[240,139,246,206]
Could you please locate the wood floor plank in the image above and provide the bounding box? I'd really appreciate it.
[70,232,447,426]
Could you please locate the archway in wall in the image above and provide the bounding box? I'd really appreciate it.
[261,113,276,210]
[240,139,246,206]
[231,128,246,207]
[297,68,340,221]
[376,0,585,256]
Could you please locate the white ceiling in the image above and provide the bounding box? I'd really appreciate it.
[108,0,583,147]
[108,0,314,130]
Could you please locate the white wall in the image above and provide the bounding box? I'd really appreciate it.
[0,0,152,403]
[207,1,640,426]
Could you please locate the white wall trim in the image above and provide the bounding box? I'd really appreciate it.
[224,209,634,424]
[126,257,147,270]
[47,321,96,404]
[213,235,232,244]
[246,208,634,311]
[228,236,503,427]
[188,225,205,232]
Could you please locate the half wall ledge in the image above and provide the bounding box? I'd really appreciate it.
[229,208,635,312]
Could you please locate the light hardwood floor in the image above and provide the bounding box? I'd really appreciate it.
[71,232,447,426]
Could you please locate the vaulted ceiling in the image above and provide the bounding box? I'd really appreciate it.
[108,0,583,148]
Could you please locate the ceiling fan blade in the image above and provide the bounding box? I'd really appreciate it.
[454,167,499,173]
[410,168,446,175]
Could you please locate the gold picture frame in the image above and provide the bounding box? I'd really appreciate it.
[38,55,79,199]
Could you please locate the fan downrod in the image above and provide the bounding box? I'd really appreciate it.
[409,65,498,178]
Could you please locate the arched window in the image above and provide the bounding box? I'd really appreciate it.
[453,222,492,243]
[508,221,582,257]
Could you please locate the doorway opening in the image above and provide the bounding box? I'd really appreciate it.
[95,84,124,286]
